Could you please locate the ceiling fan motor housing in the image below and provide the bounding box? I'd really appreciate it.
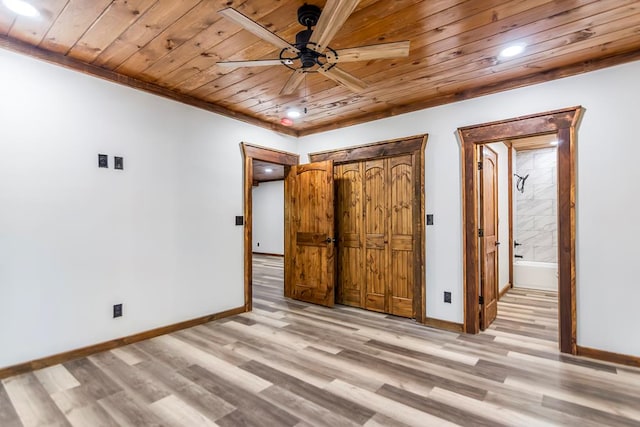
[297,3,321,28]
[296,29,317,68]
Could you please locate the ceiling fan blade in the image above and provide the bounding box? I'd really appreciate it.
[280,69,306,95]
[308,0,361,53]
[219,8,298,54]
[318,65,367,92]
[217,59,294,68]
[326,41,410,63]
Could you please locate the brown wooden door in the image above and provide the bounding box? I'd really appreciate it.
[309,136,426,321]
[284,160,335,307]
[335,162,365,308]
[361,156,415,318]
[479,146,499,329]
[364,159,387,313]
[388,155,415,318]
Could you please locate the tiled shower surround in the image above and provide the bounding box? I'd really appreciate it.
[514,147,557,263]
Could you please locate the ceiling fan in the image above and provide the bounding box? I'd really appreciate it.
[217,1,411,95]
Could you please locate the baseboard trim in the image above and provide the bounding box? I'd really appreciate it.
[424,317,464,333]
[252,252,284,257]
[576,345,640,368]
[0,305,246,380]
[499,282,512,300]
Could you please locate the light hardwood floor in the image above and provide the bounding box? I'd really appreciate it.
[1,254,639,426]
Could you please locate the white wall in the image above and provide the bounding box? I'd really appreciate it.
[252,181,284,255]
[0,48,297,369]
[298,60,640,357]
[487,142,510,291]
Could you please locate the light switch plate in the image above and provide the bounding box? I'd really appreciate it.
[114,156,124,170]
[113,303,123,318]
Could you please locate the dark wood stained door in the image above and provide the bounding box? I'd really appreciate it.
[479,146,499,330]
[284,160,335,307]
[335,162,365,307]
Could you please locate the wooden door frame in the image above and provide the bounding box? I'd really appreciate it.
[309,134,428,322]
[457,106,584,354]
[507,144,514,294]
[241,143,299,311]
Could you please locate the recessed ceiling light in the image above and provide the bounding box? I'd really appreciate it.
[264,168,273,173]
[499,43,526,59]
[286,108,302,119]
[2,0,39,17]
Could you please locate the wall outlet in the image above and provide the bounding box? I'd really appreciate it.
[427,214,434,225]
[113,303,123,318]
[444,291,452,303]
[98,154,108,168]
[235,216,244,225]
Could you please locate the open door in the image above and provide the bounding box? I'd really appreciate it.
[479,146,499,329]
[284,160,335,307]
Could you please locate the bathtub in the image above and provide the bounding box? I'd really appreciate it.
[513,260,558,290]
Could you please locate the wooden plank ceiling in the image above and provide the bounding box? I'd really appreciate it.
[1,0,639,136]
[253,159,285,183]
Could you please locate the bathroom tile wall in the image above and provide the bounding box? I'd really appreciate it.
[515,147,557,263]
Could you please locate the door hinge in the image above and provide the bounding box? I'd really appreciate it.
[479,296,484,304]
[478,161,483,170]
[478,228,484,237]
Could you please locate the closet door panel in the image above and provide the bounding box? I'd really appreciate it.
[335,163,364,307]
[391,250,413,316]
[389,155,414,318]
[364,159,387,313]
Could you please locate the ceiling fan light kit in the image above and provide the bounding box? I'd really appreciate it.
[217,1,410,97]
[286,107,303,119]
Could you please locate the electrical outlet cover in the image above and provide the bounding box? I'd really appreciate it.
[98,154,108,168]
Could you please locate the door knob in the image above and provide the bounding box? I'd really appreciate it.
[325,237,335,244]
[496,241,501,246]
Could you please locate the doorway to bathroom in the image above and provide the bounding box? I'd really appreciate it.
[474,137,560,338]
[511,134,559,294]
[501,135,560,345]
[458,106,583,354]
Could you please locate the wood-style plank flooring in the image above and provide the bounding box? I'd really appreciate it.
[2,254,639,426]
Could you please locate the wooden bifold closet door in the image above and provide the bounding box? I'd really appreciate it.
[336,154,415,318]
